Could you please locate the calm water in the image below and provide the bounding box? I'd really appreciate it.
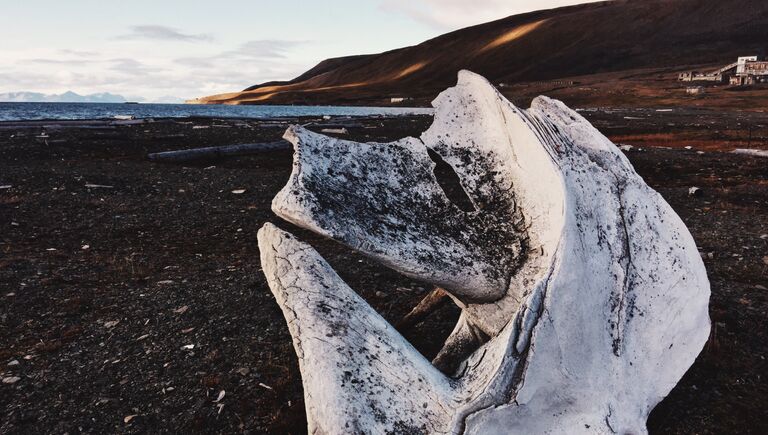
[0,102,433,122]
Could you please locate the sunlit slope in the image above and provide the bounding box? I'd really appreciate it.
[196,0,768,105]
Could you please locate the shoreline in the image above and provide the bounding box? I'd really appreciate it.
[2,105,768,152]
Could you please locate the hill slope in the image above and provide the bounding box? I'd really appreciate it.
[196,0,768,106]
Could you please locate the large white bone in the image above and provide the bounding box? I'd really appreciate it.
[258,71,710,434]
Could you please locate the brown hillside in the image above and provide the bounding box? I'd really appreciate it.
[196,0,768,105]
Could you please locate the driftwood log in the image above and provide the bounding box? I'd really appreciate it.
[257,71,711,434]
[147,141,289,162]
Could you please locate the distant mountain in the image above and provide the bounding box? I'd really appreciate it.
[197,0,768,106]
[0,91,128,103]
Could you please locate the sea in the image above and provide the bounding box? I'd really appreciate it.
[0,102,433,122]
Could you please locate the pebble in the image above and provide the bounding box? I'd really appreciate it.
[375,291,387,299]
[214,390,226,402]
[688,186,701,196]
[173,305,189,314]
[2,376,21,384]
[7,360,20,367]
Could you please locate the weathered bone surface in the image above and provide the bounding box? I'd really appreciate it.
[258,71,711,434]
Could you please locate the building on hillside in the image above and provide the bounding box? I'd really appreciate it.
[679,55,768,86]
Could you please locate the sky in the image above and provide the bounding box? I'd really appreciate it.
[0,0,600,102]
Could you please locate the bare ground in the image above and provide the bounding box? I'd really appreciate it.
[0,111,766,434]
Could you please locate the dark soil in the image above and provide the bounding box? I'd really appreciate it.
[0,112,766,434]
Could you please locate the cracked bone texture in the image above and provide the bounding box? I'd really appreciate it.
[259,71,711,434]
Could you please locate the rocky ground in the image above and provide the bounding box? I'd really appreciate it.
[0,111,766,434]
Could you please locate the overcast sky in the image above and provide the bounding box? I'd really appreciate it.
[0,0,600,102]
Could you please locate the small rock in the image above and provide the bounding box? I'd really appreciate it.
[6,293,15,297]
[157,280,175,285]
[619,144,633,152]
[214,390,226,402]
[684,146,693,150]
[7,360,20,367]
[231,189,246,194]
[181,344,195,350]
[236,367,250,376]
[181,327,195,334]
[375,291,387,299]
[173,305,189,314]
[124,415,137,423]
[688,187,701,197]
[104,320,120,328]
[2,376,21,384]
[81,245,90,250]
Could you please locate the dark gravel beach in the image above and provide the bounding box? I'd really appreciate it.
[0,113,766,434]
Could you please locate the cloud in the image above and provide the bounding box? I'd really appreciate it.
[1,37,309,101]
[175,39,306,69]
[117,25,213,42]
[58,49,100,57]
[380,0,600,30]
[25,58,93,65]
[225,40,306,59]
[109,58,162,74]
